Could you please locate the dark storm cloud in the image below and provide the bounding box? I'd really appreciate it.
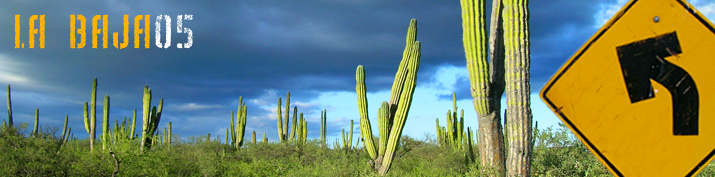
[1,0,611,139]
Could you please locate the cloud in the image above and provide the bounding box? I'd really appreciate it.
[168,103,222,111]
[593,0,628,28]
[2,0,681,141]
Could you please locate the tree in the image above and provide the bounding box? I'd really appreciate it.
[461,0,532,176]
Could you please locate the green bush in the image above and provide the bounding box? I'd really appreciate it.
[2,122,714,176]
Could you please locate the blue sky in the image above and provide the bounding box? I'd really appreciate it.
[2,0,714,144]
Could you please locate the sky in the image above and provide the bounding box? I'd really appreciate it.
[2,0,715,144]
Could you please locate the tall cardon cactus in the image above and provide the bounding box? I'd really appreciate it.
[502,0,532,175]
[461,0,532,175]
[83,78,98,152]
[357,19,421,175]
[140,85,163,151]
[229,97,247,149]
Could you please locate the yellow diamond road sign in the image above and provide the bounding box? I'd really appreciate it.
[540,0,715,176]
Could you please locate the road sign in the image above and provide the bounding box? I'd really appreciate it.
[540,0,715,176]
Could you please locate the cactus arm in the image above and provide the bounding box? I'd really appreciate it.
[387,19,418,122]
[230,111,235,145]
[348,119,354,150]
[61,115,69,142]
[356,65,377,159]
[102,95,109,150]
[379,41,420,175]
[84,102,90,133]
[89,78,97,151]
[276,97,283,141]
[140,86,151,151]
[377,101,389,157]
[252,131,256,144]
[32,108,39,136]
[290,107,297,142]
[262,133,267,143]
[237,102,247,148]
[284,92,290,140]
[7,85,12,127]
[320,110,327,148]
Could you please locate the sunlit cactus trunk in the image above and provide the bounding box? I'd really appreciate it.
[140,85,163,152]
[502,0,532,175]
[461,0,507,174]
[356,19,421,175]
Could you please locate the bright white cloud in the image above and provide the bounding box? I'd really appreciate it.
[169,103,222,111]
[691,0,715,21]
[593,0,628,28]
[0,54,32,84]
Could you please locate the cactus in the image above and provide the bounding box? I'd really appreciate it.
[262,132,267,143]
[290,107,298,142]
[252,131,256,145]
[32,108,39,137]
[276,92,289,142]
[66,127,72,144]
[130,109,137,140]
[228,97,248,149]
[225,128,229,144]
[276,92,305,143]
[461,0,532,175]
[357,19,420,175]
[341,120,354,151]
[435,93,466,152]
[6,85,12,127]
[461,0,507,173]
[234,97,247,149]
[166,122,171,149]
[296,113,308,146]
[502,0,533,175]
[140,85,163,151]
[320,110,327,148]
[466,127,476,163]
[61,115,69,144]
[83,78,98,152]
[102,95,110,150]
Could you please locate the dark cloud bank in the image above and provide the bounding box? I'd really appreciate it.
[1,0,604,139]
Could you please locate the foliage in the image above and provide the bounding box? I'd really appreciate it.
[2,122,715,176]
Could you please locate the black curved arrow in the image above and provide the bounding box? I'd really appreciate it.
[616,32,699,136]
